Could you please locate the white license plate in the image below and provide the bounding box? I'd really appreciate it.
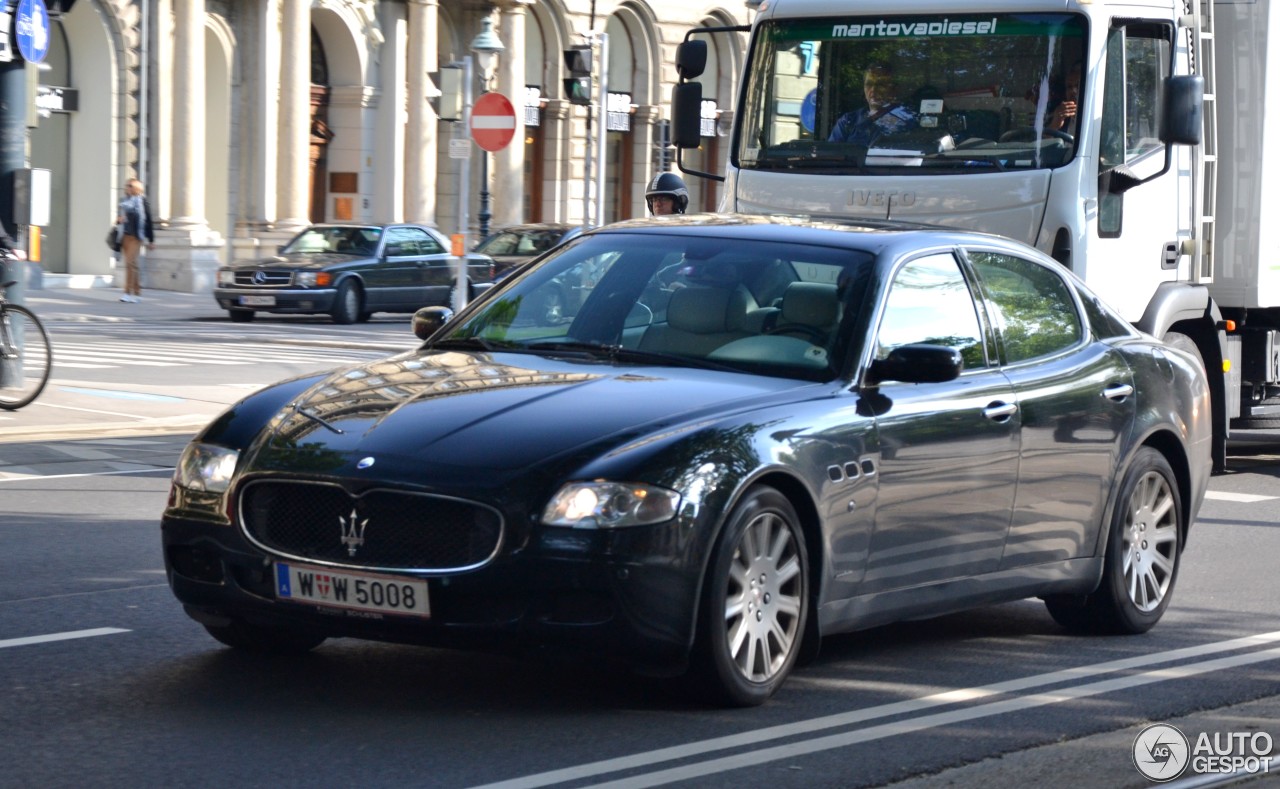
[240,295,276,307]
[275,563,430,617]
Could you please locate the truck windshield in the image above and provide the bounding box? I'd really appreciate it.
[738,13,1087,174]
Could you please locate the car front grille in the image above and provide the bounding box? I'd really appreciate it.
[239,479,503,573]
[232,270,293,287]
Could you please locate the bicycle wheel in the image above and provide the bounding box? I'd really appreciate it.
[0,304,52,409]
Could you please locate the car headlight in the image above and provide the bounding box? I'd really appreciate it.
[295,272,332,288]
[217,270,235,286]
[174,443,240,494]
[542,482,681,529]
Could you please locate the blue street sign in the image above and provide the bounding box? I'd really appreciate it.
[15,0,51,65]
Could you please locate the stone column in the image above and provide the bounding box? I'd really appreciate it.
[277,0,311,232]
[492,0,533,228]
[632,104,662,216]
[405,0,439,225]
[148,0,223,293]
[231,0,283,264]
[169,0,203,227]
[540,98,573,223]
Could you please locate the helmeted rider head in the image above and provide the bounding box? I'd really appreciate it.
[646,172,689,216]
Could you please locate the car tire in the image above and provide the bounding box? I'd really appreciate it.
[330,280,361,325]
[692,486,809,707]
[1044,446,1182,634]
[228,309,255,323]
[202,619,326,654]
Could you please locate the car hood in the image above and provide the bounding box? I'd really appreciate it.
[245,349,807,474]
[228,252,365,270]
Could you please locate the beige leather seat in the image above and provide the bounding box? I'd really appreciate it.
[773,282,840,341]
[639,286,754,357]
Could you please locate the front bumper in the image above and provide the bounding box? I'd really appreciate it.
[214,287,337,313]
[161,511,701,674]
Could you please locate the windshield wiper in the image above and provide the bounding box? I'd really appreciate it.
[751,150,869,173]
[526,341,740,373]
[428,337,516,352]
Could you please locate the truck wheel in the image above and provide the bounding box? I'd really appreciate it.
[1163,332,1205,375]
[1044,447,1182,634]
[330,280,361,325]
[691,486,809,707]
[228,309,255,323]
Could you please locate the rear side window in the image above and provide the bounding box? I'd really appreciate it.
[968,251,1082,363]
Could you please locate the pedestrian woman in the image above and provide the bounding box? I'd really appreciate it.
[116,178,154,302]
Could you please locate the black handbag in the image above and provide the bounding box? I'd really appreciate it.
[106,225,122,252]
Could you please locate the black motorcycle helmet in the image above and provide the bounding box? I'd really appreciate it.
[645,172,689,215]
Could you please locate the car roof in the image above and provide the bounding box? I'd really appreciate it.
[585,212,1035,257]
[486,223,580,235]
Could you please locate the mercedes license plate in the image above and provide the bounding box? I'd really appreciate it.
[275,563,430,617]
[240,295,276,307]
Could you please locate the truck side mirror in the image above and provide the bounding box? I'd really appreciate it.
[675,40,707,80]
[1161,75,1203,146]
[671,81,703,149]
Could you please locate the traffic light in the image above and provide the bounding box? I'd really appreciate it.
[563,45,593,106]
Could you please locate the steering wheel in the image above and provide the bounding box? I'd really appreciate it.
[998,127,1074,145]
[765,324,827,343]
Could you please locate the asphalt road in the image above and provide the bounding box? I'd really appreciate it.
[0,284,1276,788]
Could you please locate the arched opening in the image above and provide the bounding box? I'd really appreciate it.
[604,14,635,223]
[310,28,333,224]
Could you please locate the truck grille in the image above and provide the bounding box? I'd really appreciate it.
[233,270,294,287]
[238,479,503,573]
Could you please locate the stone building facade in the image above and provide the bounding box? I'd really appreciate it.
[37,0,755,291]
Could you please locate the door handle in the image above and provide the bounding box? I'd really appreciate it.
[1103,383,1134,401]
[983,401,1018,421]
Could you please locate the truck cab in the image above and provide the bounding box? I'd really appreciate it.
[672,0,1255,469]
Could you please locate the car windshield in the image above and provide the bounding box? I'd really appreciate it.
[283,227,382,255]
[436,232,876,382]
[738,13,1087,173]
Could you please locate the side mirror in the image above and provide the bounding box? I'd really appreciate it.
[1161,75,1203,146]
[865,344,963,386]
[671,81,704,149]
[675,40,707,80]
[412,306,453,340]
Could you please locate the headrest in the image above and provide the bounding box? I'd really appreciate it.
[781,282,839,327]
[668,287,734,334]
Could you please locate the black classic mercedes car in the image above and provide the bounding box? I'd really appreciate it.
[165,215,1211,706]
[213,223,493,324]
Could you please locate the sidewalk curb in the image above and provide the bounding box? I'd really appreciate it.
[0,416,215,445]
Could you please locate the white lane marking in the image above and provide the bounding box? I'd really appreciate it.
[0,628,131,649]
[589,646,1280,789]
[19,400,167,418]
[471,630,1280,789]
[53,356,185,367]
[0,467,173,483]
[1204,490,1276,503]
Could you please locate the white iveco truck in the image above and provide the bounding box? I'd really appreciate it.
[671,0,1277,470]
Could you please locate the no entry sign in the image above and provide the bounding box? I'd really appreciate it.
[470,92,517,153]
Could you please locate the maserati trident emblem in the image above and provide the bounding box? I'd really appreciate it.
[339,507,369,556]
